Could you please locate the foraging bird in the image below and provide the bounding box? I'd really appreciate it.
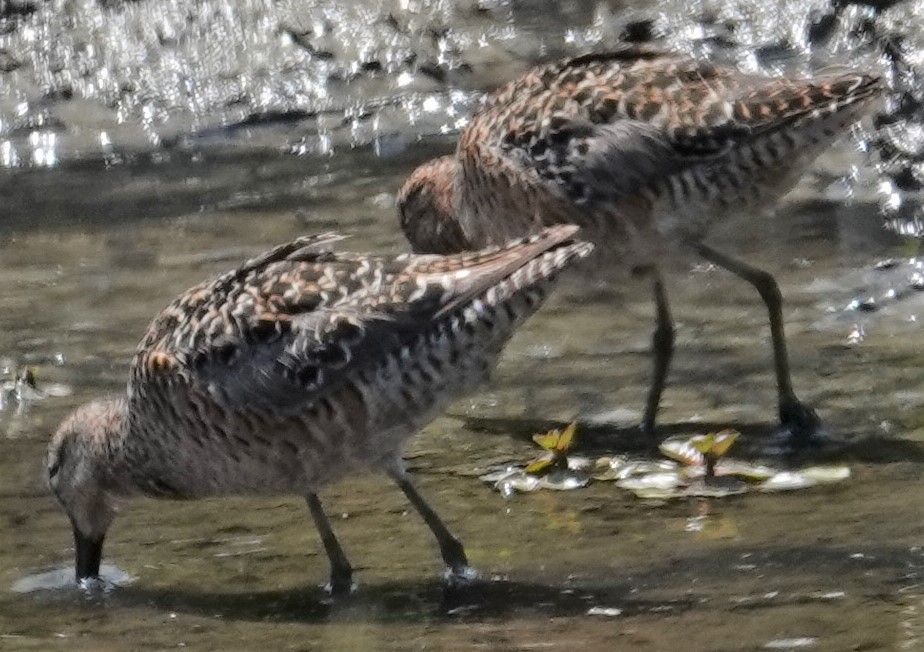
[46,227,592,593]
[398,46,884,444]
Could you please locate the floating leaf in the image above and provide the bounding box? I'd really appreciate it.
[800,466,851,484]
[595,458,678,482]
[478,466,587,495]
[498,474,541,496]
[524,453,555,474]
[660,437,706,466]
[681,459,777,482]
[478,467,542,495]
[759,466,850,492]
[689,430,739,457]
[479,467,590,497]
[557,422,576,450]
[617,472,684,493]
[532,422,577,452]
[478,466,524,484]
[539,470,589,491]
[567,455,593,471]
[661,433,771,482]
[759,471,815,492]
[592,456,629,481]
[715,460,776,481]
[479,431,850,499]
[710,430,739,456]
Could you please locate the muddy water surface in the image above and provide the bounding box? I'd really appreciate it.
[1,0,924,648]
[0,140,923,651]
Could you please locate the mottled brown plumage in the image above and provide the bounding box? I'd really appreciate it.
[398,47,884,443]
[47,226,592,592]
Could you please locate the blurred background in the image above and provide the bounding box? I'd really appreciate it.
[0,0,922,232]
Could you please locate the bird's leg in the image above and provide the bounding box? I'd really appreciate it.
[692,242,821,445]
[386,459,473,583]
[305,493,354,595]
[640,268,676,441]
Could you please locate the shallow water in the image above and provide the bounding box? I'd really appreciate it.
[1,142,923,651]
[2,1,924,650]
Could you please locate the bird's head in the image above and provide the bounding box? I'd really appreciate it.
[47,399,126,582]
[397,155,473,255]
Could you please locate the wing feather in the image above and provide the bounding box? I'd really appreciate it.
[129,228,579,415]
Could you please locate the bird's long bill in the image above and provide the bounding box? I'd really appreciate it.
[73,526,103,581]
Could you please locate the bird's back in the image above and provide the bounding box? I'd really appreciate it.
[116,229,591,497]
[445,48,883,263]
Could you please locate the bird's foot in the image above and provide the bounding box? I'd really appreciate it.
[444,564,478,587]
[323,568,356,598]
[779,398,824,448]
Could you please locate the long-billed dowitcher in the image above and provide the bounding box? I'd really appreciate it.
[398,47,884,445]
[46,226,592,593]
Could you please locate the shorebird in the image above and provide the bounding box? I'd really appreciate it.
[46,226,592,593]
[398,47,884,445]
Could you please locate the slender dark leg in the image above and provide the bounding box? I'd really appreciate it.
[641,270,676,440]
[693,242,821,444]
[306,493,353,595]
[386,461,472,581]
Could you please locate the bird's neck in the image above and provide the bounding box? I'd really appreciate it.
[95,397,153,497]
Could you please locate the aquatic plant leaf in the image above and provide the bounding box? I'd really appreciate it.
[717,460,776,481]
[710,430,739,456]
[800,466,851,483]
[759,466,850,492]
[538,469,589,490]
[689,430,739,457]
[524,453,555,474]
[759,471,815,492]
[689,434,714,455]
[566,455,593,471]
[532,422,577,452]
[591,455,630,481]
[659,436,705,466]
[556,422,577,451]
[532,430,559,451]
[477,446,848,499]
[478,466,524,483]
[617,459,678,479]
[478,467,542,495]
[617,472,684,493]
[680,459,777,482]
[498,474,542,496]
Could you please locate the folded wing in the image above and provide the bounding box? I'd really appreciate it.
[129,227,579,415]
